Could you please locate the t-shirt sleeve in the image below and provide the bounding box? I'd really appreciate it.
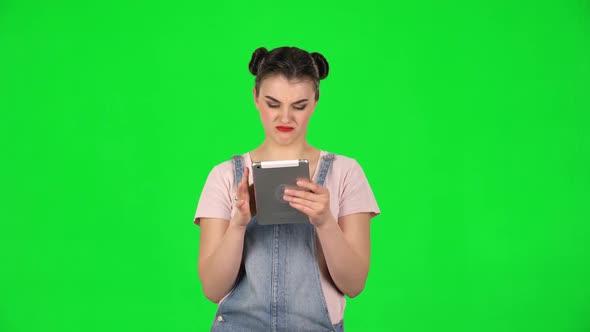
[338,159,381,219]
[193,165,232,226]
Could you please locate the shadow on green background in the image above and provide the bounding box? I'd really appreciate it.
[1,1,588,331]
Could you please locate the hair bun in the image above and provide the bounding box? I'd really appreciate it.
[249,47,268,75]
[310,52,329,80]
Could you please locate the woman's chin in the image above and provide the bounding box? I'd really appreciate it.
[272,135,298,146]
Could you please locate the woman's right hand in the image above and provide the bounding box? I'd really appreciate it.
[232,166,252,227]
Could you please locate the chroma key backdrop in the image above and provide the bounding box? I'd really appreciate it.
[1,0,589,331]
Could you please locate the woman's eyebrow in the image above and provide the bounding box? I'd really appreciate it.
[264,95,309,104]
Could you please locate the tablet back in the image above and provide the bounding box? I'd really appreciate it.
[252,159,310,225]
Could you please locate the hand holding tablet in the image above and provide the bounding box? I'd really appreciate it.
[252,159,311,225]
[282,179,334,228]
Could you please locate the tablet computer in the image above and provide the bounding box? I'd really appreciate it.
[251,159,311,225]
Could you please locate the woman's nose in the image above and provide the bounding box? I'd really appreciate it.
[280,108,290,123]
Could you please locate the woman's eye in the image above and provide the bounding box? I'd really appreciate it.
[266,104,306,110]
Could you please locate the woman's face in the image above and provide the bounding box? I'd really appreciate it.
[253,74,317,146]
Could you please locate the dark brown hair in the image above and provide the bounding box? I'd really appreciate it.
[248,46,329,101]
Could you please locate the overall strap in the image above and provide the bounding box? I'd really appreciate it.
[232,155,244,190]
[315,153,335,186]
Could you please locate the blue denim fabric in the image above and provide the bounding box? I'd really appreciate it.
[211,153,343,332]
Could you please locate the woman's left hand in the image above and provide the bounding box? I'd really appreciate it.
[283,180,334,227]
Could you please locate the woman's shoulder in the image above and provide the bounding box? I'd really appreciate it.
[206,154,247,178]
[327,151,361,170]
[209,159,233,173]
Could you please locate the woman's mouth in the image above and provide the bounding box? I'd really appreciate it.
[276,126,294,132]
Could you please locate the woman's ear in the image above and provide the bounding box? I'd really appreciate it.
[310,100,318,115]
[252,87,258,106]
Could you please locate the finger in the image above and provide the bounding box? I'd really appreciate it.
[296,180,326,194]
[239,167,249,197]
[286,195,322,210]
[288,201,315,216]
[236,198,250,211]
[236,199,244,209]
[241,167,249,186]
[284,188,316,201]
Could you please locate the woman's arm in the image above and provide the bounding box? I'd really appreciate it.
[315,213,371,298]
[198,219,246,303]
[197,167,252,303]
[283,180,372,298]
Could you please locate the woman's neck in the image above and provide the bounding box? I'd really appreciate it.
[251,141,319,161]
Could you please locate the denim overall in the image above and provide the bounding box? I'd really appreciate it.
[210,153,344,332]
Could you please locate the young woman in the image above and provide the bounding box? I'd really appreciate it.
[193,46,380,331]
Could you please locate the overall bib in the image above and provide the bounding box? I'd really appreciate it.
[210,153,344,332]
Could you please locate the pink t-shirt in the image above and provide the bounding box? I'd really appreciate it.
[193,150,380,324]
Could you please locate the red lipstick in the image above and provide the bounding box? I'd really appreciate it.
[276,126,294,132]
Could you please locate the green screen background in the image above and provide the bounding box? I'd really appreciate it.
[1,0,589,331]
